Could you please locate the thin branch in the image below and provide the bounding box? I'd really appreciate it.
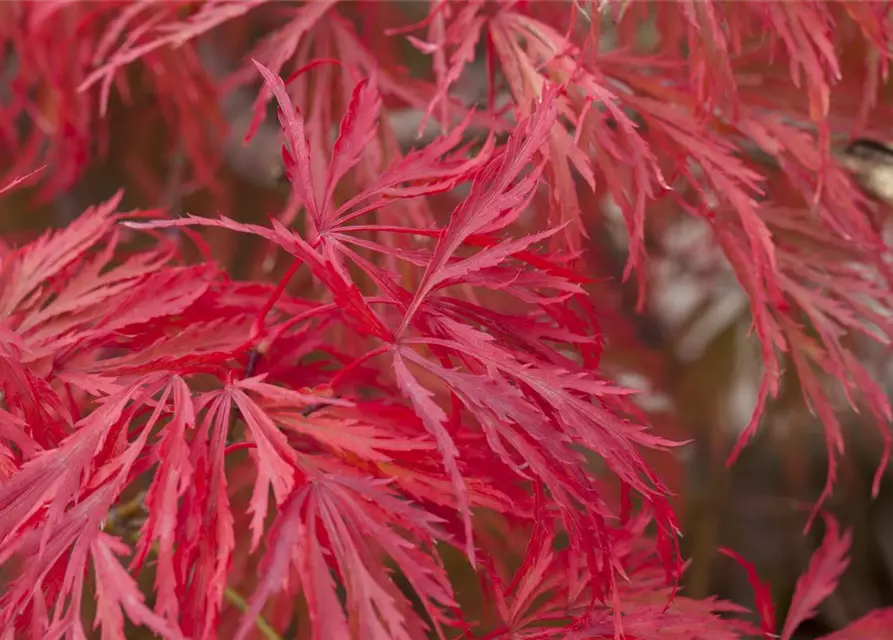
[224,588,284,640]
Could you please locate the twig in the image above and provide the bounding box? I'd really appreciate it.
[224,587,284,640]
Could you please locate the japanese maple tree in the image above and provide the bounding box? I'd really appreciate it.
[1,1,893,639]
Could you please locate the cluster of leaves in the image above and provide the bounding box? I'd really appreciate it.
[1,0,893,638]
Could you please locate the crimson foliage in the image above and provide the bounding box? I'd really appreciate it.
[1,1,892,639]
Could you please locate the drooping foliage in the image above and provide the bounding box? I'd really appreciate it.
[1,1,892,638]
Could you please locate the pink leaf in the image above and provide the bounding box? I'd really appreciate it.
[396,86,558,336]
[92,533,186,640]
[252,58,322,227]
[781,515,851,640]
[393,349,474,565]
[323,74,383,226]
